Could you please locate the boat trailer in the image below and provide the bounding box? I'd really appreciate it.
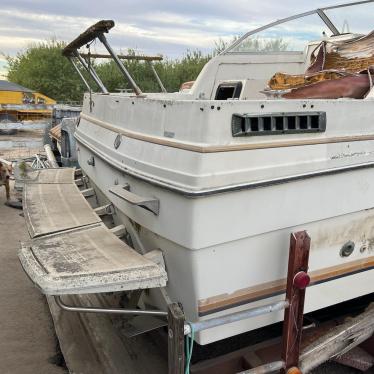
[17,167,374,373]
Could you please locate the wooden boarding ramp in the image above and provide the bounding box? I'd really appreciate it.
[19,168,167,295]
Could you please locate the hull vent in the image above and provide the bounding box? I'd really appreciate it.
[232,112,326,137]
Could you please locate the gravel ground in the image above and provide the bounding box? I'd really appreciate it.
[0,182,67,374]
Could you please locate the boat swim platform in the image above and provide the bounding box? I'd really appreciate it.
[19,167,167,295]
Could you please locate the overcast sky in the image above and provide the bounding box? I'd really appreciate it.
[0,0,373,77]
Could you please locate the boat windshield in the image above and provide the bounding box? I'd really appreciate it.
[325,2,374,34]
[229,15,331,53]
[225,0,374,54]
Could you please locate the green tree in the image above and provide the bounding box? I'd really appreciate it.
[5,39,85,103]
[214,36,289,53]
[95,49,209,93]
[4,36,286,102]
[6,41,209,100]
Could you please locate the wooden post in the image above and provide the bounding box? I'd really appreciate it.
[168,303,185,374]
[281,231,311,373]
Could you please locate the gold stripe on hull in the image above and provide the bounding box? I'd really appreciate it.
[198,257,374,316]
[81,113,374,154]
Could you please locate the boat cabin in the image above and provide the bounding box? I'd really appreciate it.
[19,0,374,348]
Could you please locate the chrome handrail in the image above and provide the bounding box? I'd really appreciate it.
[223,0,374,54]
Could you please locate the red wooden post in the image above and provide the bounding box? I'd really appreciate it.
[281,231,311,374]
[168,303,185,374]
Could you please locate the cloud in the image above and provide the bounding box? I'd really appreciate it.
[0,59,7,79]
[0,0,373,68]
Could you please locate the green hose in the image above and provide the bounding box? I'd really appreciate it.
[185,323,195,374]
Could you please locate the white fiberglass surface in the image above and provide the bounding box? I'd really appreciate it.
[325,2,374,34]
[230,14,331,53]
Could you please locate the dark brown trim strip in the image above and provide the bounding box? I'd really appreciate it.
[198,257,374,316]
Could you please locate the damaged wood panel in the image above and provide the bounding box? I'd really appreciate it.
[62,20,115,56]
[267,31,374,99]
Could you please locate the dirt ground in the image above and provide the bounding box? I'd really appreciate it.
[0,182,67,374]
[0,130,45,160]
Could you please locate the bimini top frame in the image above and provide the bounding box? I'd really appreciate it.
[62,20,167,96]
[224,0,374,53]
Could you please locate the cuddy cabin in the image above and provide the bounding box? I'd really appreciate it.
[19,1,374,346]
[72,1,374,344]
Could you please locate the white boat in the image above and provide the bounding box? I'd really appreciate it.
[20,1,374,346]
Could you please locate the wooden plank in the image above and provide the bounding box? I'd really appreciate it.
[300,303,374,372]
[18,168,75,185]
[168,303,185,374]
[20,223,167,295]
[23,183,101,238]
[281,231,311,372]
[62,20,115,56]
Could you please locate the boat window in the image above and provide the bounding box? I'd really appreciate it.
[229,15,332,53]
[324,2,374,34]
[215,82,242,100]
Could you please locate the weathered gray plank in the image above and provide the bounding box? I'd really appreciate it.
[20,168,75,184]
[23,182,101,238]
[19,223,167,295]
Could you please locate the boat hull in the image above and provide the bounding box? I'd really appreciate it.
[77,140,374,344]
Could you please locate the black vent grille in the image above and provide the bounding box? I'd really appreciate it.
[232,112,326,137]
